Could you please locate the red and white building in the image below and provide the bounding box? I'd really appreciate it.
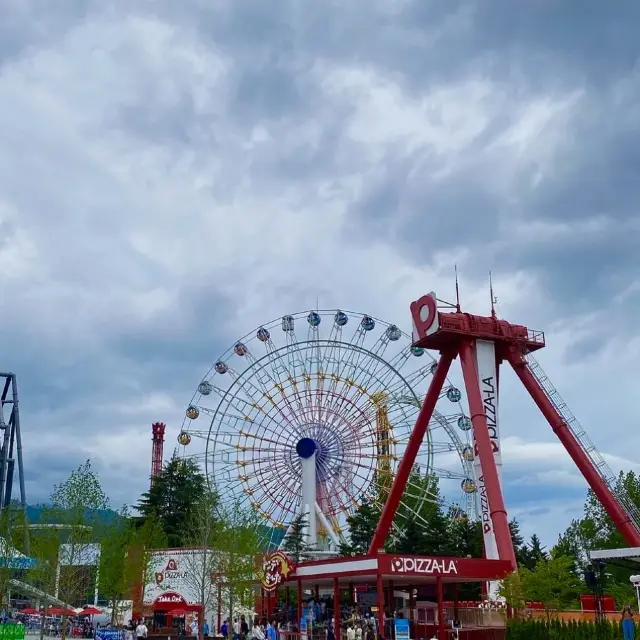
[259,551,511,640]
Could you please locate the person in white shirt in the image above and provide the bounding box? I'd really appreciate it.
[346,625,355,640]
[135,622,148,640]
[190,620,198,636]
[252,625,265,640]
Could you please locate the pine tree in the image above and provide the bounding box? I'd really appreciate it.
[137,455,207,547]
[340,498,381,556]
[283,515,310,562]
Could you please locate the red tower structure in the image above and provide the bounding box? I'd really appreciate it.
[369,291,640,565]
[151,422,166,486]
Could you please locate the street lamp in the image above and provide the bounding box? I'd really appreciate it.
[630,575,640,612]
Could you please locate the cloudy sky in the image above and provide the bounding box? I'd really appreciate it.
[2,0,639,547]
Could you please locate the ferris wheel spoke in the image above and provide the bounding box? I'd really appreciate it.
[183,308,477,550]
[251,476,302,524]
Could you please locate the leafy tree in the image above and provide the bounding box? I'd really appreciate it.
[137,455,207,547]
[216,503,262,624]
[498,571,525,611]
[444,511,483,559]
[518,556,581,615]
[181,489,220,640]
[29,461,109,640]
[282,514,310,562]
[99,509,167,624]
[0,504,29,609]
[555,470,640,606]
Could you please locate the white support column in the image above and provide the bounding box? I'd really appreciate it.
[300,453,317,548]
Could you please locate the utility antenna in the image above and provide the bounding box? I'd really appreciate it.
[454,265,461,313]
[489,271,497,319]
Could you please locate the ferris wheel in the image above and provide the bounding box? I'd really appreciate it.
[178,309,478,552]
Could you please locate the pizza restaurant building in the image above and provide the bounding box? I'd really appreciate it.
[139,549,211,632]
[260,553,512,640]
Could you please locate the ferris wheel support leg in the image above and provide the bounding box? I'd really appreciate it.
[459,340,516,570]
[315,502,341,548]
[508,352,640,547]
[368,349,456,555]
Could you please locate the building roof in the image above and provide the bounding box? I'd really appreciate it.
[589,547,640,567]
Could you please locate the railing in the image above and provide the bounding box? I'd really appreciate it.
[524,353,640,533]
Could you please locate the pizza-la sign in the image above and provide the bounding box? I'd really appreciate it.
[390,557,458,575]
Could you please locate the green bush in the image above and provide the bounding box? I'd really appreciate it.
[506,618,639,639]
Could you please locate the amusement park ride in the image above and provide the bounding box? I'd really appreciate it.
[0,373,29,551]
[170,290,640,639]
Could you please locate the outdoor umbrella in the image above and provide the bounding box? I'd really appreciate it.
[47,607,76,617]
[20,608,38,615]
[78,607,102,616]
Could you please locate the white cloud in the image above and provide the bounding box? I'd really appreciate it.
[1,1,638,549]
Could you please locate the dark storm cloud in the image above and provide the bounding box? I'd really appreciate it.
[1,0,636,540]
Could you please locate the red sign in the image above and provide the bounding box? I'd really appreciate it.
[410,292,439,342]
[379,555,512,581]
[260,551,294,592]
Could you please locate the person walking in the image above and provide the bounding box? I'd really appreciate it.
[622,605,635,640]
[135,620,148,640]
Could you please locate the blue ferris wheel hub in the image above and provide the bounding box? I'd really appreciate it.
[296,437,318,459]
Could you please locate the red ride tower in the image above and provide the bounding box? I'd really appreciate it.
[151,422,166,486]
[369,292,640,567]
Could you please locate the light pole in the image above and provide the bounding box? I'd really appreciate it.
[630,575,640,612]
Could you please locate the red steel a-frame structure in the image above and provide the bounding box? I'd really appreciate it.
[368,292,640,564]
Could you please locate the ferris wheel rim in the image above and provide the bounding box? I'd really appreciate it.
[179,308,479,531]
[192,308,413,386]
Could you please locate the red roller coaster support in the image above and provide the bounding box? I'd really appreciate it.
[368,350,455,554]
[151,422,166,487]
[459,340,516,569]
[508,352,640,547]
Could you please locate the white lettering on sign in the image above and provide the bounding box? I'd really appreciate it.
[391,557,458,575]
[157,594,186,604]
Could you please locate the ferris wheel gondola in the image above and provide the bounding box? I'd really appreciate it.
[178,309,478,552]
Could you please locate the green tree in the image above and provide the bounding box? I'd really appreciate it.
[518,556,581,616]
[0,504,30,610]
[282,515,310,562]
[137,455,207,547]
[555,470,640,606]
[29,461,109,640]
[181,489,220,640]
[99,509,167,624]
[216,503,262,624]
[498,571,525,611]
[339,498,381,556]
[509,519,527,567]
[519,535,548,571]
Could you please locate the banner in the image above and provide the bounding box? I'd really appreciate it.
[473,340,502,599]
[95,630,124,640]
